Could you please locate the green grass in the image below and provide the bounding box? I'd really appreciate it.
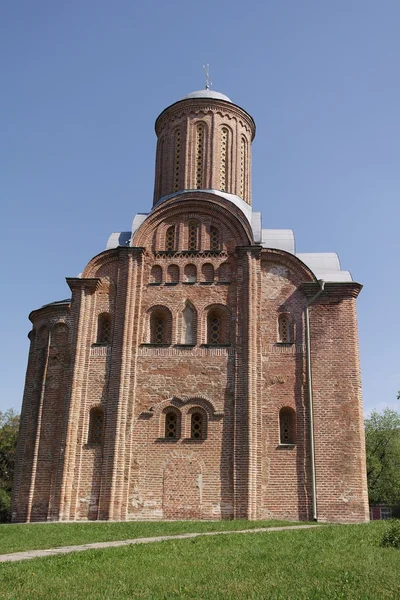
[0,522,398,599]
[0,519,306,555]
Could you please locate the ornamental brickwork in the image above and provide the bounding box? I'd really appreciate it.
[12,89,369,524]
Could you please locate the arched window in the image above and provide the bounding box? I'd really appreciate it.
[88,407,104,444]
[165,226,175,251]
[240,135,247,199]
[164,410,181,439]
[202,263,214,283]
[210,226,220,251]
[191,412,206,440]
[182,303,196,345]
[97,313,112,344]
[279,408,296,445]
[188,220,199,251]
[149,307,171,344]
[173,130,181,192]
[150,265,162,284]
[195,124,204,189]
[220,127,228,191]
[206,306,230,345]
[167,264,180,283]
[184,264,197,283]
[278,314,290,343]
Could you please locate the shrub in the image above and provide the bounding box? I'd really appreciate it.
[380,519,400,548]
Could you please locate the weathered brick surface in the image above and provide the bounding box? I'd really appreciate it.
[12,93,369,524]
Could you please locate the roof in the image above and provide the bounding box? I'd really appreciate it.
[182,89,232,103]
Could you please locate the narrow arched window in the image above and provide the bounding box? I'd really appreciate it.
[97,313,112,344]
[88,408,104,444]
[220,127,228,191]
[183,303,196,345]
[195,124,204,189]
[149,307,172,345]
[208,312,221,345]
[150,265,162,284]
[174,130,181,192]
[184,264,197,283]
[191,412,205,439]
[210,226,220,251]
[279,408,295,445]
[165,226,175,251]
[240,135,247,200]
[202,263,214,283]
[165,410,180,439]
[167,264,179,283]
[278,315,290,343]
[188,220,199,251]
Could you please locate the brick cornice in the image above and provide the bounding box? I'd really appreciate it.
[66,277,102,294]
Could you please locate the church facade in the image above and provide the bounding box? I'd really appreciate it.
[12,88,369,523]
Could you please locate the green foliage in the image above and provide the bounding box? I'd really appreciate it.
[380,519,400,549]
[365,408,400,505]
[0,409,20,523]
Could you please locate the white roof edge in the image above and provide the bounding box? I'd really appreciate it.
[261,229,295,254]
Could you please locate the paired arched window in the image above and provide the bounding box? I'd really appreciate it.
[207,306,230,345]
[165,226,175,251]
[150,265,163,284]
[279,407,296,445]
[149,307,172,345]
[278,314,290,343]
[97,313,112,344]
[162,407,207,440]
[88,407,104,445]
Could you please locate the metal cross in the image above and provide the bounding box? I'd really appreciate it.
[203,64,212,90]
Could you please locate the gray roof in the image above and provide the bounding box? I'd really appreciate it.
[182,89,232,103]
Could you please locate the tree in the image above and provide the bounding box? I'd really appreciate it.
[365,408,400,505]
[0,410,20,522]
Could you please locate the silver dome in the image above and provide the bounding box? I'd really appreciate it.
[182,89,232,102]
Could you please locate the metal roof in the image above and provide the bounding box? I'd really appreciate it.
[182,89,232,102]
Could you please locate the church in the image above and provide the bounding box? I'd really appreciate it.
[12,86,369,523]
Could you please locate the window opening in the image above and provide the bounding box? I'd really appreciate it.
[209,316,220,345]
[174,130,181,192]
[191,412,203,439]
[166,226,175,251]
[210,226,220,251]
[97,314,112,344]
[279,408,295,444]
[195,124,204,189]
[165,412,177,438]
[278,315,290,343]
[89,409,104,444]
[220,127,228,191]
[183,304,195,344]
[188,221,199,251]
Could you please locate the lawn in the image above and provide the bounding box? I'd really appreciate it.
[0,522,398,599]
[0,519,306,555]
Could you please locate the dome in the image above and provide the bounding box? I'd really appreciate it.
[182,89,232,103]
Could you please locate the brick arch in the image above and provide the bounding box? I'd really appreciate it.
[132,192,253,250]
[260,248,316,283]
[151,395,220,420]
[145,305,173,345]
[202,303,232,345]
[82,249,120,279]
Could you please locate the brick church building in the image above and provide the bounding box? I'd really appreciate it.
[12,87,369,523]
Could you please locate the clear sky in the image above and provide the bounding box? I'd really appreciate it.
[1,1,399,415]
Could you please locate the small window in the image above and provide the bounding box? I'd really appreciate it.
[150,265,162,284]
[279,408,295,445]
[210,226,220,250]
[165,411,180,439]
[188,221,199,251]
[166,226,175,251]
[208,315,220,345]
[167,264,180,283]
[183,303,196,345]
[149,307,171,345]
[278,315,290,343]
[202,263,214,283]
[184,264,197,283]
[97,313,112,344]
[88,408,104,444]
[191,412,205,440]
[206,306,230,345]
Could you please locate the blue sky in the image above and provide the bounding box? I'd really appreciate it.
[1,1,399,415]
